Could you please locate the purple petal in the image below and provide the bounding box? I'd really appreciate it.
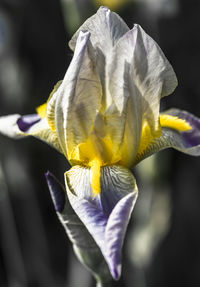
[105,192,137,280]
[45,171,113,283]
[17,114,41,132]
[65,165,138,280]
[67,192,108,248]
[45,171,66,213]
[67,190,137,280]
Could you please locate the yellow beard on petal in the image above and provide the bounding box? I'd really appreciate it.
[135,114,192,164]
[89,158,101,195]
[160,114,192,132]
[68,134,123,195]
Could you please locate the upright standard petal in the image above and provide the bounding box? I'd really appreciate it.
[65,165,138,279]
[69,6,129,54]
[107,24,178,166]
[134,109,200,164]
[55,31,102,163]
[69,6,129,91]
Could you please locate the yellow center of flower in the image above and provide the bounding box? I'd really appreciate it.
[36,96,192,196]
[67,135,122,195]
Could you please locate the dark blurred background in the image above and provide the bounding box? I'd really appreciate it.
[0,0,200,286]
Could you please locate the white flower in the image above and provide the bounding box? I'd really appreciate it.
[1,6,200,283]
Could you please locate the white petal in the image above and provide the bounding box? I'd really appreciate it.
[0,114,62,153]
[135,109,200,164]
[109,24,177,118]
[69,6,129,92]
[69,6,129,53]
[0,114,23,138]
[45,171,113,284]
[55,31,102,160]
[28,118,62,153]
[106,25,178,164]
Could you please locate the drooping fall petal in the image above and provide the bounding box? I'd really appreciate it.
[45,171,113,286]
[135,109,200,164]
[65,165,138,279]
[0,114,62,153]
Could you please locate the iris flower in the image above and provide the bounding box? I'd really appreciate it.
[0,6,200,285]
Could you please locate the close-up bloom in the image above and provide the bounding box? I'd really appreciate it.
[0,6,200,286]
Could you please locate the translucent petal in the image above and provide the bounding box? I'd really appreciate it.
[107,25,178,166]
[69,6,129,53]
[69,6,129,92]
[46,80,63,132]
[26,117,63,153]
[55,31,102,161]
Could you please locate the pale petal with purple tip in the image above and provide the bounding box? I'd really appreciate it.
[17,114,41,132]
[45,171,113,286]
[135,109,200,164]
[0,114,24,138]
[164,109,200,152]
[0,113,62,153]
[65,165,138,279]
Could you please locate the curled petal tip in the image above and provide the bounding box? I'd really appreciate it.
[99,6,110,12]
[111,264,121,281]
[45,171,66,213]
